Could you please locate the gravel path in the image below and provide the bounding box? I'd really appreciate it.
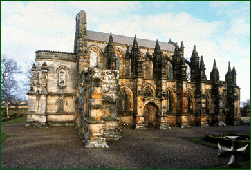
[1,123,249,169]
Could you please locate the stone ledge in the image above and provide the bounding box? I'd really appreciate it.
[47,112,75,115]
[135,124,146,130]
[83,137,109,148]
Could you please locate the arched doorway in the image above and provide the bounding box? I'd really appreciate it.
[143,102,159,128]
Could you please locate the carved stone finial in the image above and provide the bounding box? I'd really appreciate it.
[228,61,231,72]
[193,45,197,52]
[180,41,184,49]
[133,34,138,47]
[109,33,113,42]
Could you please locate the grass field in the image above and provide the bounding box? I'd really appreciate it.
[182,136,218,148]
[1,115,27,125]
[1,115,27,144]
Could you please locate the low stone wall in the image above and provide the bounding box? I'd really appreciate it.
[119,116,133,128]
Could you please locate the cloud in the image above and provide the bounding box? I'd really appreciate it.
[67,1,141,23]
[209,1,235,8]
[4,2,75,38]
[1,1,249,101]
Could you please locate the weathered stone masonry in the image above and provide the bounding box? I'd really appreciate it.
[27,10,241,147]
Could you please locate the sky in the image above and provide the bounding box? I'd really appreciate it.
[1,1,250,102]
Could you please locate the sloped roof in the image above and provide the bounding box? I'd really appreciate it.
[86,30,175,52]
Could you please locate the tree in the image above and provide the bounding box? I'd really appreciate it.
[20,61,34,97]
[241,99,250,117]
[1,54,20,116]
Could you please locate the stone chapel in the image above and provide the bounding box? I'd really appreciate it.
[27,10,241,147]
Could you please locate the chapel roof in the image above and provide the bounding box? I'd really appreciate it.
[86,30,175,52]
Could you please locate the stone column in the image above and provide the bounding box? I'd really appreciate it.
[135,78,146,130]
[176,81,189,127]
[102,70,121,141]
[83,68,108,148]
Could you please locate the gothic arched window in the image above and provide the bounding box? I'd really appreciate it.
[206,93,211,114]
[169,63,173,80]
[186,63,191,82]
[145,58,153,79]
[118,88,131,115]
[58,69,67,87]
[187,93,193,114]
[144,86,153,98]
[167,91,173,112]
[58,99,65,112]
[90,52,98,67]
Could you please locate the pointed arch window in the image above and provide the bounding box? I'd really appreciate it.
[186,63,191,82]
[58,99,65,112]
[187,93,193,114]
[169,63,173,80]
[167,91,173,112]
[145,58,153,79]
[90,52,98,67]
[144,86,153,98]
[206,93,211,114]
[118,88,132,115]
[58,69,67,87]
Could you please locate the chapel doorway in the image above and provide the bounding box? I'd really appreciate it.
[143,102,159,128]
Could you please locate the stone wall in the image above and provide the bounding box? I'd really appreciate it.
[26,51,77,127]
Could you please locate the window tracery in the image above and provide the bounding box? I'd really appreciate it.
[118,87,132,115]
[144,85,154,98]
[58,69,67,87]
[58,98,65,112]
[169,62,173,80]
[90,52,98,67]
[187,91,193,114]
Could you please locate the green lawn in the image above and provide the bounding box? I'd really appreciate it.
[1,132,9,144]
[1,115,27,125]
[1,116,27,144]
[182,136,218,148]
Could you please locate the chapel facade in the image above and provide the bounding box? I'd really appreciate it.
[26,10,241,147]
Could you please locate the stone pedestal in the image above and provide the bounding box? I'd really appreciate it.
[103,117,121,141]
[177,115,189,127]
[84,136,108,148]
[200,114,209,127]
[135,115,146,130]
[159,114,169,129]
[83,122,109,148]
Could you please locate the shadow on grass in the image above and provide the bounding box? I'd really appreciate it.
[1,132,10,144]
[1,116,27,144]
[182,136,250,169]
[213,160,250,169]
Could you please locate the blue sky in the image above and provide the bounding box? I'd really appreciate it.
[1,1,250,102]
